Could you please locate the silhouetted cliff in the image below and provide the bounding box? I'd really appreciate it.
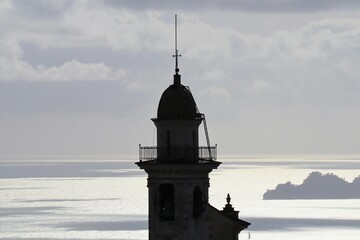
[263,172,360,199]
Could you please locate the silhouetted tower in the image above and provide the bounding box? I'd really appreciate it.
[137,15,220,240]
[137,15,250,240]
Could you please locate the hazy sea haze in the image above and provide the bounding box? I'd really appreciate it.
[1,155,359,240]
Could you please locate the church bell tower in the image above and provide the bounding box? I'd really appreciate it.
[137,15,221,240]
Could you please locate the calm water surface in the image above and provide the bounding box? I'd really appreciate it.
[0,155,359,240]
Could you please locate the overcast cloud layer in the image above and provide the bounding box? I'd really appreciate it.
[104,0,360,12]
[1,0,360,156]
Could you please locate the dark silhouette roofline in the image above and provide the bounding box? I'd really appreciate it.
[208,204,251,227]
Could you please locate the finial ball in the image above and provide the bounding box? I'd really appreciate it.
[175,68,179,73]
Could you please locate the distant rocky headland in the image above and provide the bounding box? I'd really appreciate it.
[263,172,360,200]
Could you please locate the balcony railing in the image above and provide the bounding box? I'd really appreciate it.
[139,145,217,162]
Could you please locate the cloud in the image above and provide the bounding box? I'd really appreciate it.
[0,33,127,82]
[103,0,360,13]
[200,86,231,101]
[247,79,271,92]
[4,1,360,64]
[180,15,234,61]
[2,2,360,77]
[202,70,227,82]
[0,57,126,82]
[0,1,173,54]
[1,1,360,155]
[0,0,12,12]
[233,19,360,60]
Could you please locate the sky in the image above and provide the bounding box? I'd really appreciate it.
[1,0,360,157]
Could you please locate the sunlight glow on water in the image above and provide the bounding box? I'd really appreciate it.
[0,156,359,240]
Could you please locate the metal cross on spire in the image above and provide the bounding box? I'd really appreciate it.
[173,14,181,72]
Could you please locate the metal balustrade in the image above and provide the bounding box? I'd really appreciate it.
[139,145,217,162]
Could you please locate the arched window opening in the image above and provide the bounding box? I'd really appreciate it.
[193,186,206,217]
[155,184,175,221]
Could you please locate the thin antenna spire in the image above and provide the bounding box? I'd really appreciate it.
[173,14,181,72]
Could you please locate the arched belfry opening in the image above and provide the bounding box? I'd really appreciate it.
[136,14,250,240]
[155,184,175,221]
[193,186,206,218]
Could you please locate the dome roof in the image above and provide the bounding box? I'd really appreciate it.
[157,83,197,120]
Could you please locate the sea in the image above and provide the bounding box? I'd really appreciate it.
[1,155,359,240]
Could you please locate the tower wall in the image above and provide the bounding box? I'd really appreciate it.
[153,119,202,162]
[138,163,220,240]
